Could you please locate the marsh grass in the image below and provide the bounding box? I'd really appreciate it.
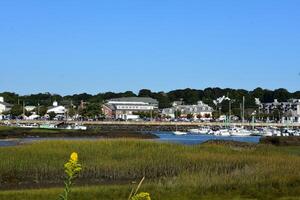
[1,184,300,200]
[1,139,300,199]
[0,126,156,139]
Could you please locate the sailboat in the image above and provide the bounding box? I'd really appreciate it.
[172,123,187,135]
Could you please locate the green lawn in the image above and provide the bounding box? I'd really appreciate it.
[1,139,300,199]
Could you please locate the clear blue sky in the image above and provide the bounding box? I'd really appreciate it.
[0,0,300,95]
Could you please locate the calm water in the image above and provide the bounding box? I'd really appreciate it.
[0,132,261,147]
[0,137,103,147]
[0,139,21,147]
[153,132,261,145]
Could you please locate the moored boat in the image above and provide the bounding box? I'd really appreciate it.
[213,129,230,136]
[188,126,211,134]
[230,127,251,136]
[172,131,188,136]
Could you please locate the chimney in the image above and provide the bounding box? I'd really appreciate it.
[0,97,4,102]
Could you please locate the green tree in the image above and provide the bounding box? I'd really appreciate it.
[48,111,56,120]
[212,111,220,119]
[154,92,171,109]
[80,103,102,118]
[25,110,31,117]
[38,106,48,116]
[68,107,76,118]
[174,110,181,118]
[0,92,19,104]
[10,104,23,117]
[187,113,194,119]
[204,113,211,118]
[138,89,152,97]
[183,89,199,105]
[273,88,290,102]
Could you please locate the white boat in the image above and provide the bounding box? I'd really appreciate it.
[198,127,211,134]
[294,131,300,136]
[214,129,231,136]
[66,123,87,130]
[172,124,187,135]
[73,123,87,130]
[172,131,188,135]
[39,123,57,129]
[252,129,264,136]
[230,127,251,136]
[282,128,295,136]
[263,128,273,136]
[207,129,215,135]
[188,126,210,134]
[272,128,281,136]
[18,123,39,128]
[188,129,200,134]
[262,127,280,136]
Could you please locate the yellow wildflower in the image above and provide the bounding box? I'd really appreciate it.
[70,152,78,162]
[60,152,82,200]
[131,192,151,200]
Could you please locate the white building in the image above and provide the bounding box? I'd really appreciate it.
[162,101,213,119]
[258,99,300,123]
[47,101,66,115]
[26,114,40,120]
[102,97,158,120]
[24,106,36,112]
[0,97,13,114]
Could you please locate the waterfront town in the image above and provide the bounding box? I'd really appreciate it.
[1,89,300,124]
[1,88,300,137]
[1,1,300,199]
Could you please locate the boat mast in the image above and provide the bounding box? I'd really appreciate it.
[242,96,245,124]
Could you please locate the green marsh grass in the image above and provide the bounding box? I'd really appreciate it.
[1,139,300,199]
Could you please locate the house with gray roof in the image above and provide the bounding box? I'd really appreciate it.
[258,99,300,123]
[0,97,13,114]
[162,101,213,119]
[102,97,158,120]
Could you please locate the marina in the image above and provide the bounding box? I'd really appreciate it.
[0,132,261,147]
[8,122,87,130]
[1,0,299,199]
[155,132,261,145]
[184,126,300,137]
[0,122,299,148]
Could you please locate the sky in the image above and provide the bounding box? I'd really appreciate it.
[0,0,300,95]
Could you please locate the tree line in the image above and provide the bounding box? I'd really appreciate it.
[1,87,299,119]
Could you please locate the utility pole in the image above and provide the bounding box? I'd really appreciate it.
[23,101,25,116]
[229,100,231,124]
[37,101,40,115]
[240,103,242,122]
[242,96,245,124]
[252,114,255,130]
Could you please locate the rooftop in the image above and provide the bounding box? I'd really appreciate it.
[107,97,158,104]
[0,102,13,107]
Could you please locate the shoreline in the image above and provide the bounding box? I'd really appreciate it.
[0,126,158,140]
[2,120,300,128]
